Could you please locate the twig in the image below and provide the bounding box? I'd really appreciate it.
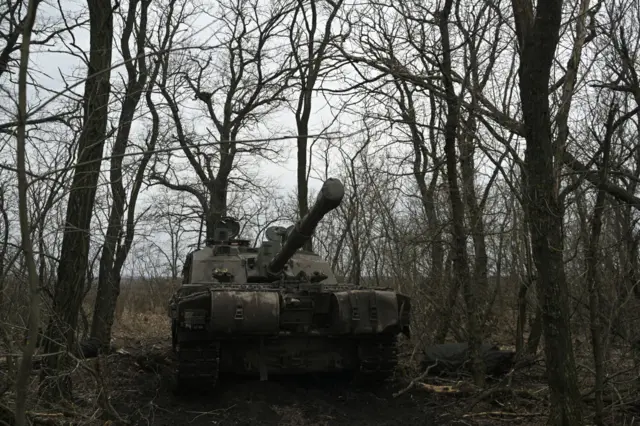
[462,410,545,418]
[26,413,64,417]
[187,404,237,422]
[75,354,130,424]
[393,361,438,398]
[467,386,546,411]
[414,382,477,396]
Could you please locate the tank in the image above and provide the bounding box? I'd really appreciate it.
[168,178,412,391]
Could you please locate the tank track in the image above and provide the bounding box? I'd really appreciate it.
[354,335,398,383]
[173,342,220,393]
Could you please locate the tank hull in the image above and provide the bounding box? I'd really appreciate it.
[170,286,410,391]
[172,287,410,337]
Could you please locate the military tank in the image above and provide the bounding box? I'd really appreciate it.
[168,178,411,391]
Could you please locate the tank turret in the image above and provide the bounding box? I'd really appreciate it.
[267,178,344,276]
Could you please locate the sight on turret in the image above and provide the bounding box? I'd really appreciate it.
[168,177,411,394]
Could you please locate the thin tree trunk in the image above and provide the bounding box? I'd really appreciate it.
[438,0,484,386]
[14,0,42,422]
[291,0,343,252]
[585,151,608,426]
[91,0,151,349]
[434,249,456,343]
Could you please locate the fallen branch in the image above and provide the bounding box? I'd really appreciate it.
[393,361,438,398]
[462,410,545,418]
[414,382,477,396]
[467,385,547,411]
[26,413,65,418]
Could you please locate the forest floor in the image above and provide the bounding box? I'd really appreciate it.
[102,337,438,426]
[2,312,637,425]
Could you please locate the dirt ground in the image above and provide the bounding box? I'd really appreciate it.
[103,339,441,426]
[0,334,571,426]
[82,338,640,426]
[6,336,639,425]
[6,312,637,425]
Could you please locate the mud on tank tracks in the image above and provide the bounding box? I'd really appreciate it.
[106,339,438,426]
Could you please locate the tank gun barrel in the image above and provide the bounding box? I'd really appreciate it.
[267,178,344,275]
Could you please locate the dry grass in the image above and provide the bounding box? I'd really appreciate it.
[112,311,170,345]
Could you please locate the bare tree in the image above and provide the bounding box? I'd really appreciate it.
[288,0,343,250]
[0,0,87,80]
[90,0,167,350]
[40,0,114,399]
[331,0,504,384]
[152,0,294,240]
[510,0,583,423]
[142,189,202,279]
[13,0,42,421]
[584,100,620,426]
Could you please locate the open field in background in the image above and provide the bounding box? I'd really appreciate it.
[87,277,180,345]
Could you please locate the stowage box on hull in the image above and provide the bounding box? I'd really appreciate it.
[174,288,410,339]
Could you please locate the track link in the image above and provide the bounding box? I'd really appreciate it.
[355,335,398,384]
[174,342,220,393]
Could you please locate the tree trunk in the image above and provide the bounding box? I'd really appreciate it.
[460,111,490,339]
[584,128,611,426]
[297,124,310,250]
[90,0,151,349]
[291,0,343,253]
[512,0,583,422]
[205,178,228,240]
[40,0,113,399]
[412,94,444,287]
[14,0,42,422]
[438,0,484,386]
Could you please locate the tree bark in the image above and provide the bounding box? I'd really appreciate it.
[14,0,42,422]
[40,0,113,399]
[439,0,485,386]
[511,0,583,423]
[91,0,151,349]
